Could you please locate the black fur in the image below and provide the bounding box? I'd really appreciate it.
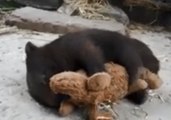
[25,29,160,107]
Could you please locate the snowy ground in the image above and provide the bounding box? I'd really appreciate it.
[0,25,171,120]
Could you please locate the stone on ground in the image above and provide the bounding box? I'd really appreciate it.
[5,7,126,34]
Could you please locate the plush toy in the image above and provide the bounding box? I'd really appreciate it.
[49,62,162,120]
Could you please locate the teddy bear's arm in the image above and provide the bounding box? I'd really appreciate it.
[58,100,75,116]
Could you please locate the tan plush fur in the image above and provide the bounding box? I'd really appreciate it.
[49,62,162,120]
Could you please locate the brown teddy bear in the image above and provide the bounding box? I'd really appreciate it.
[49,62,162,120]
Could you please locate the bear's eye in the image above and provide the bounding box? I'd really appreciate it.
[41,74,46,79]
[42,69,55,79]
[40,74,47,85]
[41,70,49,79]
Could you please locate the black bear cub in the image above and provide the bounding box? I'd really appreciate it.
[25,29,159,108]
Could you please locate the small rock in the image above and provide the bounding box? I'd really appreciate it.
[169,93,171,97]
[18,47,22,49]
[20,92,24,96]
[15,70,20,73]
[164,44,170,47]
[131,107,148,119]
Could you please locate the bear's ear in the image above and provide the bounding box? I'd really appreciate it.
[25,41,37,54]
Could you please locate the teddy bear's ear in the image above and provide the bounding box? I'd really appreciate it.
[25,41,37,54]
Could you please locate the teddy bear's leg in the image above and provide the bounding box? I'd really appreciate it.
[128,79,148,95]
[58,100,75,116]
[96,112,113,120]
[88,104,97,120]
[87,72,111,91]
[146,73,163,89]
[140,68,163,89]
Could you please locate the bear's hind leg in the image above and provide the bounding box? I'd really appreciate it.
[115,48,148,105]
